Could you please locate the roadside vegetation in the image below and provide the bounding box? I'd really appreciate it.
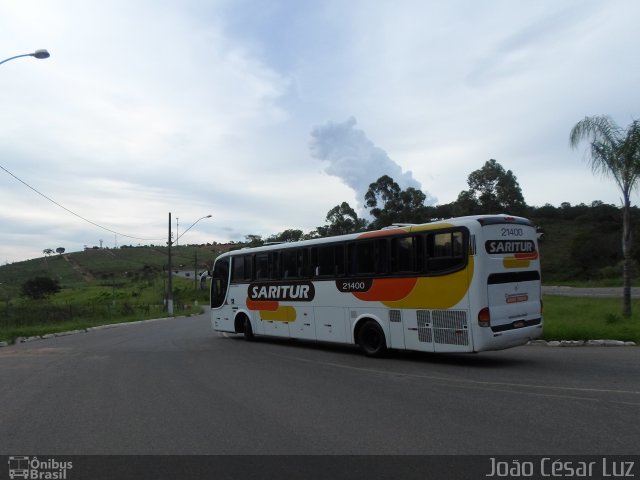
[543,296,640,342]
[0,246,213,343]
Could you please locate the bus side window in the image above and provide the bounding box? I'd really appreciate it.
[231,255,243,283]
[452,231,464,257]
[348,240,376,275]
[310,247,318,276]
[255,253,269,280]
[334,244,345,276]
[245,255,254,280]
[298,249,309,278]
[426,231,466,273]
[316,245,333,276]
[377,239,389,274]
[231,255,253,283]
[391,236,416,273]
[269,251,280,280]
[282,249,298,279]
[314,244,345,276]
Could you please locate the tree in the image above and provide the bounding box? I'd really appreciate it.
[266,229,304,243]
[455,159,527,215]
[364,175,401,225]
[570,115,640,317]
[316,202,368,237]
[397,187,430,223]
[454,190,481,216]
[242,235,263,247]
[365,175,430,229]
[21,276,61,300]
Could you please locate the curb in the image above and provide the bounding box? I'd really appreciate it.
[1,315,179,347]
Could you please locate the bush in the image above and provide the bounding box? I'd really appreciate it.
[20,276,61,300]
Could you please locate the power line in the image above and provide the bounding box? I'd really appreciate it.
[1,163,164,242]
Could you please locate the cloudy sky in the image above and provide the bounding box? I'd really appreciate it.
[1,0,639,263]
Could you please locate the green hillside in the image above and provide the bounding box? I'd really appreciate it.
[0,244,219,291]
[0,244,223,342]
[530,203,640,285]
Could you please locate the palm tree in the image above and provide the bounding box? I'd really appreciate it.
[570,115,640,317]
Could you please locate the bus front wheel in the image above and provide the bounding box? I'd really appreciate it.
[243,316,254,341]
[357,320,387,357]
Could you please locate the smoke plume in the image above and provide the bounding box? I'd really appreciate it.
[309,117,435,211]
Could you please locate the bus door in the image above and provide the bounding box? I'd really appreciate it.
[210,257,234,332]
[483,221,542,333]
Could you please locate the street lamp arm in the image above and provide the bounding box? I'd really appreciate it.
[175,215,212,243]
[0,54,32,65]
[0,49,50,66]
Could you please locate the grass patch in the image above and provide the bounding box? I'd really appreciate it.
[0,304,205,343]
[543,295,640,342]
[0,275,210,344]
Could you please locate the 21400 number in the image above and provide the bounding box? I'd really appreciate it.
[501,227,524,237]
[336,279,373,293]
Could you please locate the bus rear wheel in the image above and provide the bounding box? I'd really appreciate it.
[357,320,387,357]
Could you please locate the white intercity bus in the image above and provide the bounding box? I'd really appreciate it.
[210,215,542,356]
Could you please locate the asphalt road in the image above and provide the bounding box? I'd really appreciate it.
[1,312,638,456]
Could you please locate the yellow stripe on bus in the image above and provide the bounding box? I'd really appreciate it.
[383,256,474,310]
[260,305,296,322]
[503,258,531,269]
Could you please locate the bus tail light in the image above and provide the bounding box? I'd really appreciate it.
[478,307,491,327]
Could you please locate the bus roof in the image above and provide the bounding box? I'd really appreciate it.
[217,214,534,258]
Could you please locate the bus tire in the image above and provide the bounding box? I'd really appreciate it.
[243,316,254,341]
[357,320,387,357]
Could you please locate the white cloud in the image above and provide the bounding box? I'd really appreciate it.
[1,0,639,263]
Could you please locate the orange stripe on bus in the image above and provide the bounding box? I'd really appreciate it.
[246,299,279,311]
[353,278,417,301]
[514,251,538,260]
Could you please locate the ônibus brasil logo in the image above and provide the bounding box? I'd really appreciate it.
[8,456,73,480]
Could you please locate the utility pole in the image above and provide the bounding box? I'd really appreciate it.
[167,213,211,313]
[167,212,174,315]
[194,249,198,291]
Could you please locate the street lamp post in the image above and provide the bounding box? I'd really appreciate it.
[167,213,174,315]
[166,213,212,315]
[0,49,50,66]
